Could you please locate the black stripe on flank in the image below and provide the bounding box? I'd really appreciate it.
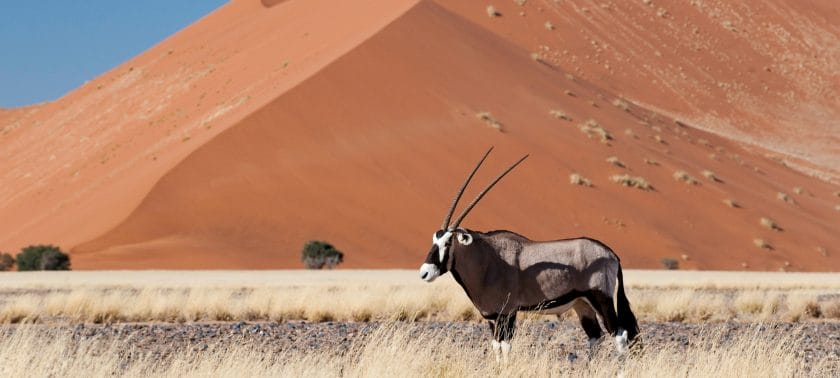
[517,290,589,312]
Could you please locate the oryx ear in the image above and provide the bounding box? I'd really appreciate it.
[456,232,473,245]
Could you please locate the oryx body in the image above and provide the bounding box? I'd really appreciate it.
[419,148,639,361]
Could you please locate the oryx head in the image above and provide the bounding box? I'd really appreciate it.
[420,147,528,282]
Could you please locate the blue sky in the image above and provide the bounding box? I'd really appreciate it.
[0,1,226,107]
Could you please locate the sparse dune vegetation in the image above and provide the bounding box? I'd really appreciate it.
[760,217,781,231]
[475,111,503,131]
[578,119,612,142]
[611,98,630,111]
[610,174,652,190]
[754,238,773,250]
[569,173,592,187]
[548,109,571,121]
[605,156,625,167]
[673,170,698,185]
[723,198,740,208]
[777,191,794,204]
[701,169,721,182]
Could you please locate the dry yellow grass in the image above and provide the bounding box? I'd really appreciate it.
[723,198,740,208]
[548,109,571,121]
[475,111,502,130]
[610,174,652,190]
[578,119,612,142]
[605,156,625,168]
[760,217,781,231]
[569,173,592,187]
[0,322,833,377]
[673,170,698,185]
[0,270,838,324]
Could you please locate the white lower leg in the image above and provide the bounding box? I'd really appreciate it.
[491,340,501,362]
[614,328,629,354]
[500,340,511,362]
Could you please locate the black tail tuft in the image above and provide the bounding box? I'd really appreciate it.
[616,266,639,341]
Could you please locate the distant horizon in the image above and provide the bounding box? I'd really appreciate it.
[0,1,226,108]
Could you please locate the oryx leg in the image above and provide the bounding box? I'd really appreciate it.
[487,313,517,362]
[588,291,628,354]
[572,299,603,357]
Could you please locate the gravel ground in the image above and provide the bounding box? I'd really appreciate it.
[6,320,838,367]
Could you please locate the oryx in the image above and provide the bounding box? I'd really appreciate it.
[419,148,639,361]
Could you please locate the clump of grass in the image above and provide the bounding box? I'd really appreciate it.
[722,20,736,31]
[475,112,502,131]
[792,187,803,195]
[816,246,828,257]
[624,129,636,138]
[544,21,554,30]
[833,190,840,198]
[834,204,840,212]
[753,238,772,250]
[606,156,625,168]
[549,109,571,121]
[611,98,630,111]
[514,0,527,5]
[578,119,612,142]
[723,199,740,208]
[486,5,500,17]
[530,52,543,62]
[701,170,721,182]
[824,300,840,318]
[760,217,782,231]
[610,174,653,190]
[569,173,592,187]
[777,192,793,203]
[653,135,666,144]
[643,158,659,166]
[673,170,698,185]
[564,89,575,96]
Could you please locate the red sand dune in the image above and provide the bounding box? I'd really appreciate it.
[1,0,838,271]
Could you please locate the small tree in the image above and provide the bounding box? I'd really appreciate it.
[301,241,344,269]
[16,245,71,271]
[0,253,15,271]
[660,258,679,270]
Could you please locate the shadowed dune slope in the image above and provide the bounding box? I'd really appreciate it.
[71,2,839,271]
[2,1,839,270]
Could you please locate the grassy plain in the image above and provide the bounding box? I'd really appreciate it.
[0,270,838,377]
[0,270,838,323]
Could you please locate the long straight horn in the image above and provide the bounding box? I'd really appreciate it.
[449,154,529,230]
[442,147,494,229]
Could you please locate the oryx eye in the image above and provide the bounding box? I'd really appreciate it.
[435,230,446,239]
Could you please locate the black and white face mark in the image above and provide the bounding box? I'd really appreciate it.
[419,230,472,282]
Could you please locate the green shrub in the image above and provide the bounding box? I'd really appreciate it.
[0,253,14,271]
[660,258,679,270]
[301,241,343,269]
[16,245,71,271]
